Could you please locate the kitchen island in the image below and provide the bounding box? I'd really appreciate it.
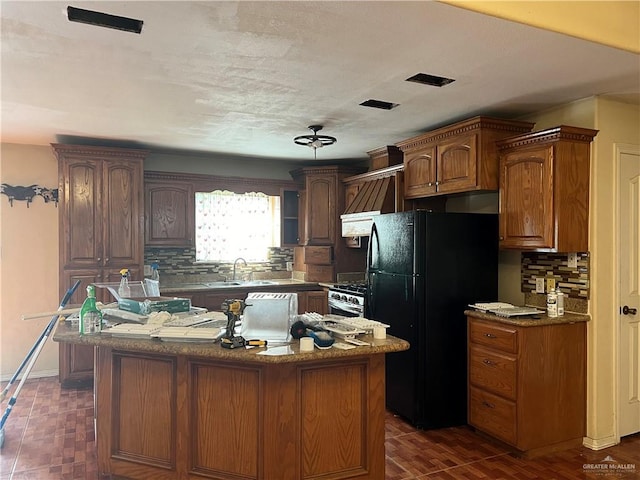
[54,323,409,480]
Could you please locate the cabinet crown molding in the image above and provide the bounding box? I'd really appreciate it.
[51,143,149,159]
[395,116,534,152]
[496,125,599,149]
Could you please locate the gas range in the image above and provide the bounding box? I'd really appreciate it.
[327,282,367,317]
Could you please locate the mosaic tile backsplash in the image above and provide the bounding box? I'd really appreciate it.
[144,246,294,282]
[521,252,590,300]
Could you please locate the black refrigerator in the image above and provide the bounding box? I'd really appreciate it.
[366,210,498,429]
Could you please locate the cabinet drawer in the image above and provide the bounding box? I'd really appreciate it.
[469,345,517,400]
[469,386,517,445]
[304,265,335,282]
[302,246,333,265]
[469,320,518,353]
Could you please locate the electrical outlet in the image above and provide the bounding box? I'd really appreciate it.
[568,252,578,268]
[535,277,545,293]
[546,277,556,292]
[143,264,152,277]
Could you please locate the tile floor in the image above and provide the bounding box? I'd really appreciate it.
[0,376,639,479]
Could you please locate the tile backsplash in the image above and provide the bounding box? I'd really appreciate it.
[521,252,590,300]
[144,247,294,282]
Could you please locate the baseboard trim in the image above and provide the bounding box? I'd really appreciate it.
[0,369,58,382]
[583,435,619,450]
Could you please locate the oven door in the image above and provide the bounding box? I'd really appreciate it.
[328,296,363,317]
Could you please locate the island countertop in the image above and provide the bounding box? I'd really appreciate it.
[53,321,409,364]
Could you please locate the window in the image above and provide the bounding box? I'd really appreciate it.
[195,190,280,262]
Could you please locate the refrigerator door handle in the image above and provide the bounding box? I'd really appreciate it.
[366,222,379,316]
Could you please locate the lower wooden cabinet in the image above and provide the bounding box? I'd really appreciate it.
[59,344,94,388]
[467,315,586,456]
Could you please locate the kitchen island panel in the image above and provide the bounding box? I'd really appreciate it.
[301,361,367,478]
[189,361,260,478]
[113,353,175,467]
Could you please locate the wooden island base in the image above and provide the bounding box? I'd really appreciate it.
[55,326,409,480]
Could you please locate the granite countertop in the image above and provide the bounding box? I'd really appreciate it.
[53,321,409,364]
[464,309,590,327]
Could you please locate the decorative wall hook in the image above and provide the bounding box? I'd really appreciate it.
[1,184,59,207]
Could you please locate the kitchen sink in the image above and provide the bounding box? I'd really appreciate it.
[205,281,243,287]
[204,280,278,287]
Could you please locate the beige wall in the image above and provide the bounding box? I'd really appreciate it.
[0,144,60,378]
[519,97,640,447]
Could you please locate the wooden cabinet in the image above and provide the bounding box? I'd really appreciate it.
[497,126,598,252]
[144,174,194,246]
[54,144,147,386]
[467,315,586,456]
[290,166,366,282]
[396,116,534,199]
[298,289,328,315]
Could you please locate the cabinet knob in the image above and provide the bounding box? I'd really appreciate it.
[435,181,440,186]
[482,359,495,366]
[484,333,497,339]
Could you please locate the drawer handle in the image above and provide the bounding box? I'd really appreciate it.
[484,333,497,338]
[482,401,495,409]
[482,359,495,366]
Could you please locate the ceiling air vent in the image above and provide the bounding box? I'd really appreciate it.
[359,99,399,110]
[67,6,144,34]
[406,73,455,87]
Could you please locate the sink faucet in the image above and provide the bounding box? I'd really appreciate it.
[232,257,247,281]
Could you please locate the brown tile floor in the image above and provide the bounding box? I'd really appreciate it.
[1,377,639,479]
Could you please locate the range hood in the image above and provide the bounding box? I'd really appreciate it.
[341,165,402,237]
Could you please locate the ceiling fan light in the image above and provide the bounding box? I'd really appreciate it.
[294,125,337,156]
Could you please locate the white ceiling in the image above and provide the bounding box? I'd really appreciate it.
[1,1,639,162]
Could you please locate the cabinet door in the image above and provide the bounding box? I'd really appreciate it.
[59,343,94,388]
[404,145,436,198]
[60,269,102,305]
[499,146,554,249]
[102,160,143,268]
[306,175,336,245]
[145,181,194,246]
[306,290,328,315]
[437,133,478,193]
[60,157,103,269]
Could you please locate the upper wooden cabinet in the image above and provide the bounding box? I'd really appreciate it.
[290,166,366,281]
[55,144,146,275]
[497,126,598,252]
[144,173,194,246]
[291,166,363,246]
[396,117,534,199]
